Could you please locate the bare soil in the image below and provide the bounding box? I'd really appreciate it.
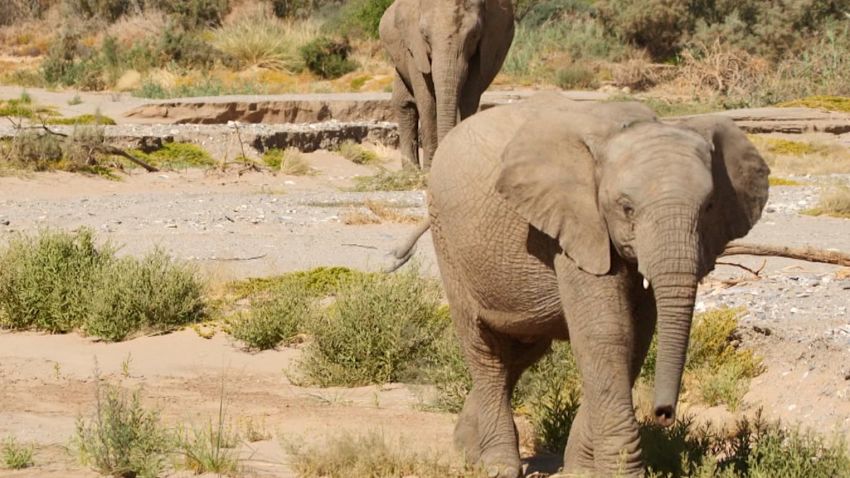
[1,88,850,477]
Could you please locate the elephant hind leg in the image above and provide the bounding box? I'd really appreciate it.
[391,73,420,170]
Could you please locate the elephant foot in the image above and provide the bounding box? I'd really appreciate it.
[480,448,521,478]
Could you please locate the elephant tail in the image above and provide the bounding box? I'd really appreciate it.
[384,218,431,273]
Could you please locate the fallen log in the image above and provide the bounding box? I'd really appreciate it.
[721,242,850,267]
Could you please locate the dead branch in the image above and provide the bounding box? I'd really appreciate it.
[715,259,766,278]
[36,121,159,173]
[721,242,850,267]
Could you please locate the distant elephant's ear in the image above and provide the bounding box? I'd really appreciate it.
[677,116,770,265]
[495,112,611,275]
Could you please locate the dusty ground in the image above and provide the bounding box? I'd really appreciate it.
[1,89,850,477]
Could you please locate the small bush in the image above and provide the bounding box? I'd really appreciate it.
[147,0,231,29]
[554,64,598,90]
[423,325,471,414]
[352,168,427,192]
[212,15,317,71]
[0,229,111,333]
[288,431,482,478]
[336,140,379,164]
[130,142,215,169]
[84,250,207,342]
[804,188,850,219]
[299,36,357,79]
[226,266,366,302]
[2,436,34,470]
[230,282,312,350]
[74,381,172,478]
[327,0,393,39]
[262,148,312,175]
[66,0,137,22]
[0,230,206,341]
[178,419,239,475]
[298,268,446,386]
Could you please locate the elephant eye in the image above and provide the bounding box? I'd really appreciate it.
[622,204,635,218]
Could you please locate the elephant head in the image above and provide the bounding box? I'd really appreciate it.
[495,102,769,426]
[403,0,514,141]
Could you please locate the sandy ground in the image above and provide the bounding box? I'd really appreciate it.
[1,91,850,476]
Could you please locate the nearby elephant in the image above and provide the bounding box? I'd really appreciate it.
[392,93,769,477]
[379,0,515,170]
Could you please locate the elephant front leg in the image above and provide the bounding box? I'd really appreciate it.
[409,74,438,170]
[556,257,644,477]
[391,73,420,170]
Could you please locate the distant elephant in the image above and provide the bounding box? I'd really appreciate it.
[390,94,769,477]
[379,0,515,170]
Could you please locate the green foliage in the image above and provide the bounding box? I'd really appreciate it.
[519,342,581,453]
[327,0,393,39]
[74,381,173,478]
[130,142,215,169]
[352,168,427,192]
[132,77,265,99]
[0,229,111,333]
[2,436,34,470]
[336,140,379,164]
[230,282,312,350]
[84,250,207,342]
[177,414,239,475]
[423,325,471,413]
[147,0,231,29]
[554,64,598,89]
[0,229,206,341]
[298,268,446,386]
[226,266,366,301]
[299,36,357,79]
[768,176,802,187]
[46,114,116,125]
[643,411,850,477]
[597,0,850,61]
[65,0,137,22]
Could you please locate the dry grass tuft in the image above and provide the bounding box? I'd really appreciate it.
[779,96,850,113]
[769,176,802,187]
[211,14,319,72]
[804,188,850,219]
[749,136,850,176]
[673,41,769,98]
[287,431,482,478]
[342,200,421,225]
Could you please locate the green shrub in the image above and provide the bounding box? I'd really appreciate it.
[130,142,215,169]
[46,114,117,125]
[555,64,598,89]
[147,0,231,29]
[298,268,446,386]
[177,418,239,475]
[352,168,427,192]
[84,250,206,342]
[225,267,367,302]
[327,0,392,39]
[0,229,111,333]
[300,36,357,79]
[2,436,34,470]
[3,130,65,170]
[230,282,312,350]
[66,0,137,22]
[0,230,206,342]
[74,381,173,478]
[518,342,581,453]
[157,22,222,70]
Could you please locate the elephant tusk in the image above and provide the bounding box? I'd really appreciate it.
[643,278,650,290]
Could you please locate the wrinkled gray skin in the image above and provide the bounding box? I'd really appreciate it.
[379,0,514,170]
[407,94,769,477]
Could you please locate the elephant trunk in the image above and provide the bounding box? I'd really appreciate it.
[434,55,467,145]
[638,201,701,427]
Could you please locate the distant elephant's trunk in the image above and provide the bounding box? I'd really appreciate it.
[434,52,468,146]
[638,201,701,427]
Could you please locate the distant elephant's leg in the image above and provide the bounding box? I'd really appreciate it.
[392,73,419,170]
[555,256,643,477]
[409,74,437,170]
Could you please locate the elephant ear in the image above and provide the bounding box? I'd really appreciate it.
[677,116,770,264]
[495,111,612,275]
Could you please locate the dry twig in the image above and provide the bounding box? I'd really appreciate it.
[721,242,850,267]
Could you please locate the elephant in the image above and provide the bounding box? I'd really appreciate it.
[379,0,515,170]
[389,93,769,477]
